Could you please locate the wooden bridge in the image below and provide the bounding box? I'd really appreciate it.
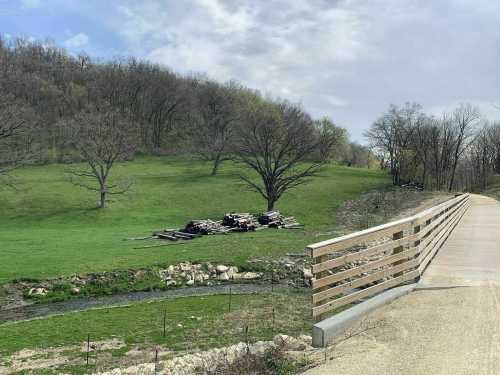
[308,193,470,319]
[306,193,500,374]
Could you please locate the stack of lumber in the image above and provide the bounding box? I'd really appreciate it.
[153,230,200,241]
[222,213,262,232]
[148,211,303,242]
[182,219,228,235]
[259,211,302,229]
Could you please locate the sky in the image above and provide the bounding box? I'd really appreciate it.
[1,0,500,141]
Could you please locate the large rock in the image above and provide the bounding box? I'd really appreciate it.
[273,334,309,351]
[233,272,262,280]
[218,272,230,281]
[216,265,229,273]
[227,266,238,278]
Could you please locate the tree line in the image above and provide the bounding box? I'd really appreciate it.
[366,102,500,192]
[0,37,376,209]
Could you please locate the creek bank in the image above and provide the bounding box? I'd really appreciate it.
[0,283,297,324]
[1,256,312,311]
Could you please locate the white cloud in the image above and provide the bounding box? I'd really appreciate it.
[63,33,89,49]
[101,0,500,141]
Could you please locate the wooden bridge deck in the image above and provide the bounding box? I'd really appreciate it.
[421,194,500,286]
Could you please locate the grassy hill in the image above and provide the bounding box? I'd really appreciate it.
[0,156,388,283]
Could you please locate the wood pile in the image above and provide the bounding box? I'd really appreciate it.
[222,213,262,232]
[259,211,303,229]
[183,219,228,235]
[153,229,201,241]
[150,211,302,242]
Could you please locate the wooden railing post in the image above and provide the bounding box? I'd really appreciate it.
[309,194,470,320]
[413,223,421,278]
[393,229,404,277]
[313,254,329,322]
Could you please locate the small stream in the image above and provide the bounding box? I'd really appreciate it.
[0,283,293,324]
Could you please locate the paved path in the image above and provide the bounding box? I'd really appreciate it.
[421,194,500,286]
[305,194,500,375]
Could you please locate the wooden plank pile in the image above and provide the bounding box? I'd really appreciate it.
[259,211,303,229]
[151,211,302,242]
[222,213,262,232]
[153,229,201,241]
[183,219,227,235]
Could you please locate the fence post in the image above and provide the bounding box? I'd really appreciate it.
[313,254,329,322]
[393,229,404,277]
[413,222,421,278]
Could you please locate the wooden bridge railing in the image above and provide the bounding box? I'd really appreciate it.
[308,193,470,319]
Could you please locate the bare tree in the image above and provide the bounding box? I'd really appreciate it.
[0,95,32,186]
[234,99,337,211]
[313,117,347,162]
[65,108,136,208]
[193,81,239,175]
[448,104,480,191]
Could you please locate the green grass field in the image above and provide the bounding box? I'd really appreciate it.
[0,291,311,373]
[0,156,388,283]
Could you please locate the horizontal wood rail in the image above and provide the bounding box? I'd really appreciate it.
[308,193,470,319]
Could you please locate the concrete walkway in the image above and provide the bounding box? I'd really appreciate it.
[305,194,500,375]
[421,194,500,286]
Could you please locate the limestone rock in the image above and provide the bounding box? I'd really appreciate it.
[28,287,47,296]
[218,272,230,281]
[216,265,229,273]
[303,268,313,280]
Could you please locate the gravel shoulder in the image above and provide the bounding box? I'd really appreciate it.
[304,286,500,375]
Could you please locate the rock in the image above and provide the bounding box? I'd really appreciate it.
[71,287,81,294]
[194,273,204,283]
[218,272,230,281]
[166,280,177,287]
[28,287,48,296]
[186,279,194,286]
[216,265,229,273]
[167,265,175,273]
[273,334,308,351]
[227,266,239,278]
[180,263,192,272]
[239,272,262,280]
[303,268,313,280]
[134,270,147,280]
[159,269,171,281]
[298,335,313,346]
[249,341,274,356]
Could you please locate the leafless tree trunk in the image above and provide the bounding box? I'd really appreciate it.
[192,81,240,175]
[64,107,136,208]
[0,95,33,186]
[234,99,338,211]
[448,104,479,191]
